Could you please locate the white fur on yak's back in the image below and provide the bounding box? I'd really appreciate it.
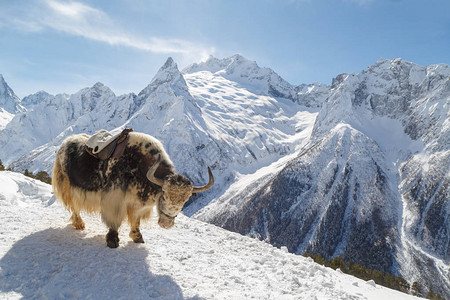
[127,132,173,166]
[55,133,89,165]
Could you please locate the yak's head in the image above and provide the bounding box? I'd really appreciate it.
[146,156,214,229]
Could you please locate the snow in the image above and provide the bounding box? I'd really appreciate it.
[0,171,419,299]
[349,114,424,165]
[182,68,318,214]
[183,54,325,105]
[309,58,450,296]
[190,116,315,219]
[0,108,13,130]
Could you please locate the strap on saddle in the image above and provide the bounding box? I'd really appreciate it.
[85,128,133,160]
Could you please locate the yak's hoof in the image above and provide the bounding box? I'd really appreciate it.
[106,229,119,248]
[70,215,85,230]
[130,230,145,243]
[134,236,145,243]
[74,222,85,230]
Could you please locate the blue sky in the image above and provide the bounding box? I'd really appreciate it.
[0,0,449,98]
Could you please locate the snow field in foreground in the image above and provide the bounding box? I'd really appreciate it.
[0,172,419,299]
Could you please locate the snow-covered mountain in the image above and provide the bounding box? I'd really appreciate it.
[0,55,448,297]
[0,75,23,114]
[20,90,54,109]
[0,74,24,130]
[0,171,420,299]
[183,54,328,108]
[0,56,318,204]
[193,57,450,297]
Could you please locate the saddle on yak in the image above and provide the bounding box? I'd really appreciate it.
[85,128,133,160]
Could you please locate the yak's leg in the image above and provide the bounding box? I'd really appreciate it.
[69,211,85,230]
[105,228,119,248]
[127,201,153,243]
[55,168,85,230]
[129,216,144,243]
[101,189,126,248]
[127,205,144,243]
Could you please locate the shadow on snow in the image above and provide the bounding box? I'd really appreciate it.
[0,226,199,299]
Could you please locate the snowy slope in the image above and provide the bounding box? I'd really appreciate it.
[193,58,450,297]
[315,58,450,263]
[195,122,405,280]
[183,54,329,108]
[0,108,13,131]
[183,54,295,100]
[0,171,420,300]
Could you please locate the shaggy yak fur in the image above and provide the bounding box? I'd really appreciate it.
[52,131,213,248]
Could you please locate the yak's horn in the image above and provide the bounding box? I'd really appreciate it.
[193,167,214,193]
[146,155,164,187]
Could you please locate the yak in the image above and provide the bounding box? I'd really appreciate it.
[52,131,214,248]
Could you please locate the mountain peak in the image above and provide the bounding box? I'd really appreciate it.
[138,57,188,97]
[182,54,254,75]
[0,74,24,114]
[152,57,182,84]
[21,91,53,108]
[183,54,299,99]
[229,54,250,63]
[92,82,105,89]
[369,57,422,73]
[376,57,389,64]
[161,57,176,70]
[74,82,115,99]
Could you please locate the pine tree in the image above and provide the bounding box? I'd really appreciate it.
[395,276,410,293]
[411,281,423,297]
[24,169,34,178]
[35,171,52,184]
[0,159,5,171]
[303,253,325,265]
[326,257,345,271]
[371,269,384,285]
[426,288,445,300]
[383,273,396,289]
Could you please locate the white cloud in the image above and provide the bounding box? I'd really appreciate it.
[1,0,214,57]
[46,0,96,18]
